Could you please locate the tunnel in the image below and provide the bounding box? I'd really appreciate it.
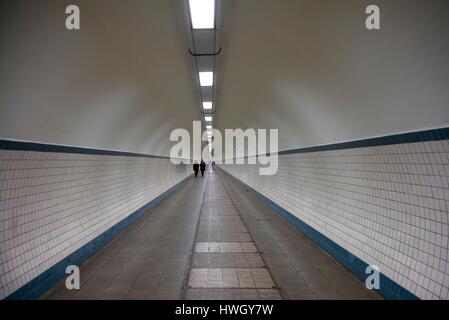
[0,0,448,305]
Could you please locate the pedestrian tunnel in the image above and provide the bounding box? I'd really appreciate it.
[0,0,448,301]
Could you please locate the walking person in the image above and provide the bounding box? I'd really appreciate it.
[200,160,206,177]
[193,161,199,178]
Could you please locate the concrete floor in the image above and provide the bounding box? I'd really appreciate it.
[42,167,382,300]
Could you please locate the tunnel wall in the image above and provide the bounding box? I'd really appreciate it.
[0,140,191,300]
[220,128,449,300]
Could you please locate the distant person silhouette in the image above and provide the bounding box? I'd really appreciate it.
[200,160,206,177]
[193,161,199,178]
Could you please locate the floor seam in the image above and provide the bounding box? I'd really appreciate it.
[214,168,284,299]
[180,171,210,299]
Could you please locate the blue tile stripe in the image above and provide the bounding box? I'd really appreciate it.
[279,127,449,155]
[2,127,448,158]
[226,127,449,160]
[4,176,190,300]
[0,139,171,159]
[3,126,445,300]
[220,169,420,300]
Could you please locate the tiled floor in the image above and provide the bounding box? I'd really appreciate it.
[188,268,275,288]
[42,167,382,300]
[195,242,258,253]
[42,174,207,300]
[216,168,382,300]
[182,171,282,300]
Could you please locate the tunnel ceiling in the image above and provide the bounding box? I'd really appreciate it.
[0,0,203,156]
[0,0,448,156]
[214,0,449,151]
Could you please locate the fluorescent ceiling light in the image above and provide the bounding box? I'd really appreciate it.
[205,116,212,122]
[189,0,215,29]
[203,102,212,110]
[206,125,212,129]
[199,71,213,86]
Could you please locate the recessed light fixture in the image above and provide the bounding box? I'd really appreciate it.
[188,0,215,29]
[199,71,213,86]
[205,116,212,122]
[203,102,212,110]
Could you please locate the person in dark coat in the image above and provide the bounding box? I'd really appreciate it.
[193,161,199,177]
[200,160,206,177]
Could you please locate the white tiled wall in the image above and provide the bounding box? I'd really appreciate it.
[221,140,449,300]
[0,150,190,299]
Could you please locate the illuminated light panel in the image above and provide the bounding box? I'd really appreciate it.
[199,71,213,86]
[188,0,215,29]
[203,102,212,110]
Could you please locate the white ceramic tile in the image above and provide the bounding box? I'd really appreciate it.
[0,150,190,299]
[222,141,449,300]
